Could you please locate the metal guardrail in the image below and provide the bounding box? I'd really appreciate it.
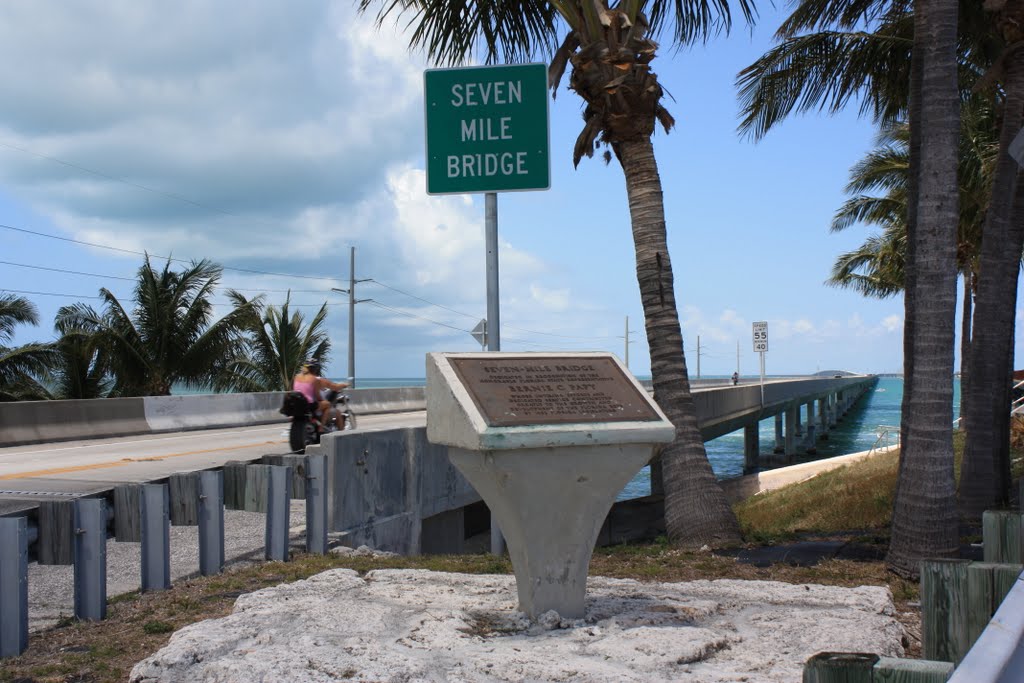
[1012,380,1024,416]
[869,424,901,455]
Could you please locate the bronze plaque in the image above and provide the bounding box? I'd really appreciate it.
[448,356,661,427]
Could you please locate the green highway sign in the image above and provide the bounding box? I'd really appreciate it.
[424,63,550,195]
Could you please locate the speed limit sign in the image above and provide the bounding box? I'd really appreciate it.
[752,321,768,352]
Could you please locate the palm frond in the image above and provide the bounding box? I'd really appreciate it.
[737,27,913,141]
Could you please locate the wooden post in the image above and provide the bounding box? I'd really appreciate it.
[966,562,996,647]
[223,461,248,510]
[982,510,1022,564]
[113,484,142,542]
[38,500,75,565]
[803,652,878,682]
[169,472,199,526]
[873,657,953,682]
[921,559,972,663]
[245,465,271,513]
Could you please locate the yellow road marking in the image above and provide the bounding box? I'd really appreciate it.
[0,440,279,481]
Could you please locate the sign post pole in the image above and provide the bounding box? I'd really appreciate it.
[752,321,768,406]
[485,192,505,556]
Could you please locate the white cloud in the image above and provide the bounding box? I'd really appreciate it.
[881,315,902,333]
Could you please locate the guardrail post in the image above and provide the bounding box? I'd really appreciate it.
[140,484,170,592]
[305,454,328,555]
[73,498,107,621]
[0,516,28,657]
[265,464,292,562]
[198,471,225,576]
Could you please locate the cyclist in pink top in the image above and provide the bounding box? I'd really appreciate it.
[292,359,348,431]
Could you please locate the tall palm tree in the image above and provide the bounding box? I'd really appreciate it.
[886,0,961,577]
[0,294,54,401]
[57,256,254,396]
[215,292,332,393]
[737,0,962,575]
[357,0,757,547]
[960,0,1024,519]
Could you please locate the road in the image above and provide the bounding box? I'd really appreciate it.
[0,411,426,514]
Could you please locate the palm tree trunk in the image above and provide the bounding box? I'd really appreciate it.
[958,271,972,430]
[886,0,960,578]
[959,49,1024,519]
[616,136,741,548]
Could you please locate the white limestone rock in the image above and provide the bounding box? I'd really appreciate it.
[130,569,904,683]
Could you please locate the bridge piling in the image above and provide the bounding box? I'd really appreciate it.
[743,423,760,471]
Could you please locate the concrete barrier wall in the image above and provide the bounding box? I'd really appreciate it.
[327,426,478,554]
[0,387,427,447]
[0,397,149,447]
[143,393,285,432]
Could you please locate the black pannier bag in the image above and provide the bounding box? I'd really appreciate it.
[279,391,308,417]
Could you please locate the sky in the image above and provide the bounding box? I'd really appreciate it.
[1,1,1016,381]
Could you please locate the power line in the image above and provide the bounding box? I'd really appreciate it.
[1,288,107,299]
[0,260,135,281]
[366,300,473,333]
[368,279,479,320]
[0,223,342,283]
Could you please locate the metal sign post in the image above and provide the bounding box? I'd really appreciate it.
[752,321,768,405]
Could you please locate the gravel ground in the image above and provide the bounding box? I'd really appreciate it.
[27,500,309,632]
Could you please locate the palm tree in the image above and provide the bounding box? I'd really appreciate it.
[356,0,756,547]
[57,256,254,396]
[215,292,332,393]
[49,306,114,400]
[885,0,961,577]
[0,294,54,401]
[960,0,1024,519]
[737,0,962,575]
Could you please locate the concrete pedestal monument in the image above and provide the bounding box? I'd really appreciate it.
[426,352,674,619]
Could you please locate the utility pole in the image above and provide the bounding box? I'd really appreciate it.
[697,335,701,379]
[618,317,634,368]
[331,247,370,387]
[736,341,740,376]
